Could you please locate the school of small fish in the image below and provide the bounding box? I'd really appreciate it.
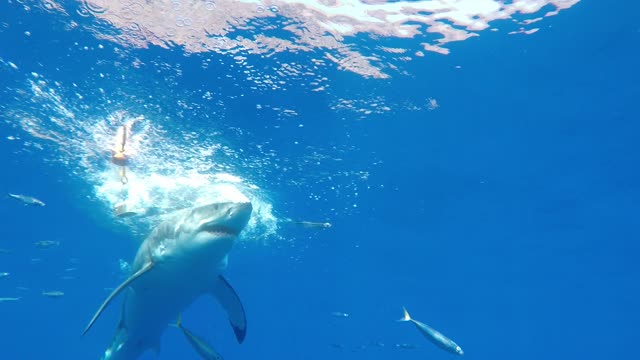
[1,193,68,304]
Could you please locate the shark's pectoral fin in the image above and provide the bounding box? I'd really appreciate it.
[83,261,154,335]
[211,275,247,343]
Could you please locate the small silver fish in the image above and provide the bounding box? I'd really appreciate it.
[331,311,350,318]
[42,290,65,298]
[292,220,332,229]
[0,297,21,302]
[0,248,11,254]
[173,315,223,360]
[398,307,463,355]
[8,193,45,206]
[34,240,60,249]
[0,272,9,278]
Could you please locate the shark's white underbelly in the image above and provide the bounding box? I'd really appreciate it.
[112,260,225,359]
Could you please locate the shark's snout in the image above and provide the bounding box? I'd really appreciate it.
[222,201,252,234]
[195,201,252,236]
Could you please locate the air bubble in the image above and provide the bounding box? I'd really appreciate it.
[82,0,107,14]
[176,16,193,27]
[41,0,56,12]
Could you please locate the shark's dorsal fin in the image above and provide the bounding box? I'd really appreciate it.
[211,275,247,343]
[83,261,155,335]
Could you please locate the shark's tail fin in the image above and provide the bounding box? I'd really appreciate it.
[398,307,412,322]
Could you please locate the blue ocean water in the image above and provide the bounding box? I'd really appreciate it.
[1,1,639,360]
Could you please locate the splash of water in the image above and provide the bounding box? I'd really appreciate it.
[3,73,279,242]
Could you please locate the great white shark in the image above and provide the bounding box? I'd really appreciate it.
[83,200,253,360]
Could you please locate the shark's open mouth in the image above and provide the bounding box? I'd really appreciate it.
[201,225,237,236]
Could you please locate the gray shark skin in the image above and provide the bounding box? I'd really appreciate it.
[84,201,253,360]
